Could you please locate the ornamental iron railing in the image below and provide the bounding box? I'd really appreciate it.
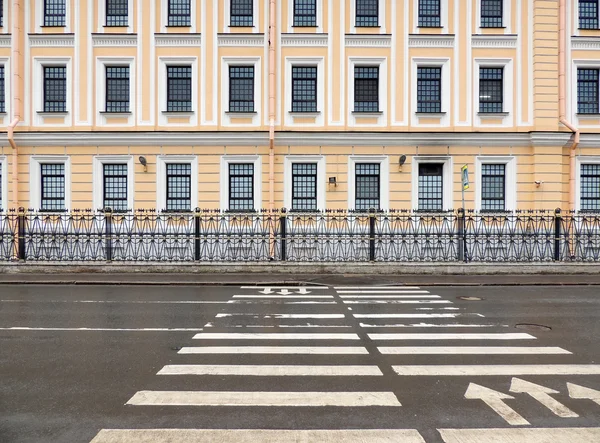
[0,208,599,263]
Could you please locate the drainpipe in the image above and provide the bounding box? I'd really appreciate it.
[8,0,22,210]
[268,0,276,214]
[559,0,579,211]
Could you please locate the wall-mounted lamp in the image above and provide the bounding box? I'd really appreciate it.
[535,180,543,188]
[328,176,337,187]
[399,155,407,171]
[138,156,147,172]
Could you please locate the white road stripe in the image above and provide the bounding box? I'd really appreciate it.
[344,300,451,304]
[337,290,430,294]
[438,428,600,443]
[90,429,426,443]
[216,313,345,319]
[354,314,463,319]
[340,295,441,299]
[360,323,505,328]
[192,333,360,340]
[228,300,337,305]
[240,286,329,290]
[0,327,204,332]
[393,365,600,376]
[232,295,334,299]
[157,365,384,376]
[369,333,535,340]
[334,286,422,290]
[178,346,369,354]
[0,300,231,304]
[224,325,353,328]
[126,391,402,407]
[379,346,571,355]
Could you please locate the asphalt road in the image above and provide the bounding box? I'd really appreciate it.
[0,283,599,443]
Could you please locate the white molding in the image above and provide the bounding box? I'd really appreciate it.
[571,36,600,51]
[411,57,451,127]
[29,155,71,211]
[345,34,392,47]
[221,56,262,127]
[92,33,138,47]
[160,0,196,33]
[32,57,73,127]
[98,0,134,33]
[408,34,454,48]
[218,33,265,47]
[0,57,10,125]
[474,156,517,212]
[411,156,453,211]
[473,58,514,127]
[35,0,70,33]
[0,156,7,211]
[158,56,198,126]
[471,34,517,49]
[475,0,511,34]
[155,34,201,46]
[350,0,386,33]
[284,155,326,211]
[224,0,259,33]
[287,0,323,33]
[92,155,134,211]
[95,57,136,127]
[219,155,262,211]
[0,0,8,34]
[347,155,390,211]
[29,34,75,47]
[348,57,388,127]
[0,36,11,47]
[413,0,448,34]
[281,33,328,47]
[572,59,600,128]
[284,57,325,127]
[575,156,600,212]
[156,155,198,212]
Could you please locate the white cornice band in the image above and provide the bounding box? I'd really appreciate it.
[345,34,392,48]
[471,34,518,49]
[0,36,11,47]
[29,34,75,47]
[92,34,138,47]
[571,36,600,51]
[218,33,265,47]
[281,33,328,47]
[408,34,455,48]
[155,34,202,47]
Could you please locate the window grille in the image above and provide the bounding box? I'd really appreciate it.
[105,66,130,113]
[355,163,380,211]
[418,163,443,211]
[40,164,66,211]
[0,0,4,27]
[481,0,503,28]
[106,0,128,26]
[166,66,192,112]
[581,164,600,211]
[417,67,442,113]
[580,0,599,29]
[0,163,2,210]
[418,0,441,27]
[43,66,67,113]
[294,0,317,26]
[44,0,66,27]
[481,164,506,211]
[479,67,503,113]
[230,0,253,26]
[229,163,254,211]
[0,66,5,113]
[103,164,128,212]
[168,0,191,26]
[292,163,317,211]
[229,66,255,113]
[166,163,191,211]
[354,66,379,113]
[355,0,378,27]
[577,68,599,114]
[292,66,317,113]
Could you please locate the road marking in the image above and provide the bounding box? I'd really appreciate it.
[393,365,600,376]
[465,383,529,426]
[438,428,600,443]
[509,378,579,418]
[90,429,426,443]
[360,323,507,328]
[370,333,534,340]
[337,290,430,294]
[567,382,600,406]
[232,295,335,299]
[240,286,329,290]
[228,300,337,305]
[157,365,384,376]
[379,347,571,355]
[178,346,369,355]
[0,327,204,332]
[216,313,345,319]
[355,314,469,319]
[0,300,234,304]
[222,324,353,328]
[340,295,442,299]
[192,333,360,340]
[334,286,422,290]
[343,300,451,304]
[126,391,402,407]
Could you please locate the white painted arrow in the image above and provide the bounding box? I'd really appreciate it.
[509,378,578,418]
[297,288,311,294]
[465,383,530,426]
[278,289,292,295]
[568,382,600,406]
[259,288,274,294]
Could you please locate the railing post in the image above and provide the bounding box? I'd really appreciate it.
[18,207,26,261]
[194,208,201,261]
[554,208,562,262]
[104,209,113,262]
[457,208,465,262]
[280,209,287,261]
[369,209,376,262]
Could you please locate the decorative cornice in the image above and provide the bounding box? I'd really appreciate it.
[471,34,518,49]
[0,35,11,48]
[408,34,455,48]
[571,36,600,51]
[218,33,265,47]
[29,33,75,47]
[155,33,201,47]
[345,34,391,47]
[578,133,600,148]
[92,33,138,47]
[281,33,328,47]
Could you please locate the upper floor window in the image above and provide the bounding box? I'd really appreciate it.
[0,66,5,114]
[419,0,441,27]
[168,0,191,27]
[40,163,66,212]
[103,163,129,212]
[230,0,253,27]
[481,0,503,28]
[291,163,318,211]
[580,164,600,211]
[166,66,192,112]
[105,66,130,113]
[0,162,3,210]
[294,0,317,27]
[43,66,67,113]
[355,163,380,211]
[418,163,443,211]
[417,67,442,113]
[292,66,317,113]
[355,0,378,27]
[229,163,254,211]
[577,68,599,114]
[0,0,4,27]
[580,0,599,30]
[354,66,379,113]
[479,67,503,113]
[480,164,505,211]
[166,163,192,211]
[106,0,128,27]
[44,0,66,27]
[229,66,255,113]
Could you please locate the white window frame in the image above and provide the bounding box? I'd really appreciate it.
[348,57,388,127]
[288,0,323,32]
[411,57,450,127]
[1,0,9,33]
[96,57,136,126]
[224,0,259,33]
[284,155,326,212]
[221,56,262,127]
[0,57,11,126]
[572,60,600,127]
[0,156,8,211]
[29,156,71,212]
[92,155,135,212]
[475,156,517,212]
[574,0,600,34]
[476,0,511,33]
[473,58,514,127]
[156,155,198,212]
[348,156,390,211]
[220,155,262,211]
[36,0,71,32]
[158,57,198,126]
[33,57,73,127]
[413,0,448,33]
[160,0,197,32]
[351,0,386,33]
[411,156,453,211]
[576,156,600,212]
[285,57,325,126]
[97,0,134,32]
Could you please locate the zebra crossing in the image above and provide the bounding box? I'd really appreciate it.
[90,284,600,443]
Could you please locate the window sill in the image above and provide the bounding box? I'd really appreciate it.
[415,112,446,117]
[578,28,600,31]
[40,25,67,28]
[226,112,257,117]
[576,113,600,117]
[417,26,443,29]
[100,111,132,117]
[37,111,68,116]
[354,25,381,28]
[38,209,68,214]
[228,24,255,28]
[161,111,194,117]
[478,112,509,117]
[292,25,318,28]
[104,24,129,28]
[289,111,320,117]
[479,26,506,29]
[165,25,192,28]
[352,111,382,117]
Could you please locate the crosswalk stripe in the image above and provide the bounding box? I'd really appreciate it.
[337,290,431,294]
[240,286,329,290]
[340,295,441,299]
[216,313,345,319]
[344,300,451,304]
[334,286,422,290]
[178,346,369,354]
[157,365,384,376]
[369,333,535,340]
[126,391,402,407]
[354,314,466,319]
[232,295,335,299]
[438,428,600,442]
[192,333,360,340]
[360,323,504,328]
[379,346,571,355]
[393,365,600,376]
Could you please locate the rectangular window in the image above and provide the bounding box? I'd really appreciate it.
[577,68,599,114]
[0,163,3,210]
[43,66,67,113]
[355,0,378,27]
[106,0,128,26]
[103,164,128,212]
[294,0,317,27]
[0,66,5,113]
[168,0,191,26]
[292,163,317,211]
[419,0,441,27]
[580,164,600,211]
[480,164,506,211]
[417,67,442,113]
[166,66,192,112]
[580,0,599,29]
[418,163,443,211]
[354,66,379,113]
[479,67,503,113]
[166,163,191,211]
[291,66,317,113]
[230,0,253,27]
[229,163,254,211]
[481,0,503,28]
[0,0,4,27]
[229,66,255,113]
[40,163,66,211]
[44,0,66,27]
[355,163,380,211]
[105,66,130,113]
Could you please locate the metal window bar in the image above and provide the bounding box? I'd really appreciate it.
[577,68,599,114]
[230,0,253,26]
[103,164,128,212]
[481,0,503,27]
[354,66,379,113]
[229,163,255,211]
[0,163,2,210]
[293,0,317,26]
[355,163,380,211]
[580,0,599,29]
[168,0,191,26]
[106,0,128,26]
[417,67,442,113]
[166,66,192,112]
[105,66,130,113]
[0,66,5,113]
[580,164,600,212]
[229,66,255,113]
[481,164,506,212]
[40,164,66,212]
[479,67,503,113]
[292,66,317,113]
[43,66,67,113]
[418,163,444,211]
[0,0,3,27]
[44,0,66,26]
[292,163,318,212]
[418,0,441,27]
[355,0,378,26]
[166,163,192,212]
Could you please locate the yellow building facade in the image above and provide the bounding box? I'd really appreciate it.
[0,0,598,213]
